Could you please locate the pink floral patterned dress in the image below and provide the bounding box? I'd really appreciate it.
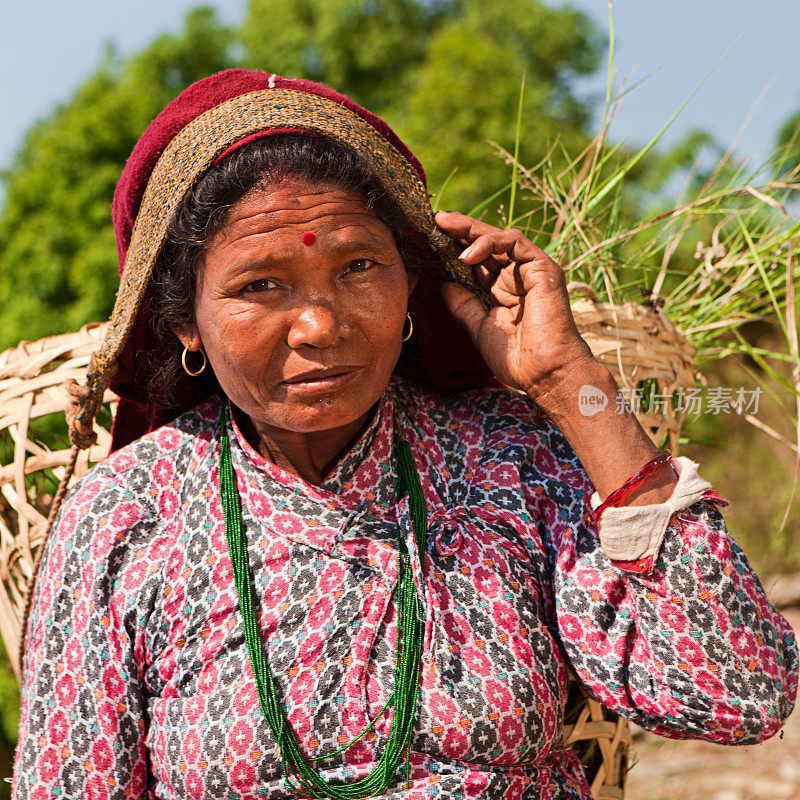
[12,378,798,800]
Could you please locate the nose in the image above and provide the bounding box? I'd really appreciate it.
[286,300,349,349]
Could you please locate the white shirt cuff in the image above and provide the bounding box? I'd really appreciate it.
[588,456,714,562]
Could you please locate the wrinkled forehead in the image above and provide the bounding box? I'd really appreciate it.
[197,169,397,259]
[221,181,385,227]
[201,182,404,282]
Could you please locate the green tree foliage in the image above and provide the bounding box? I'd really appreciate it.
[399,2,600,208]
[242,0,440,113]
[0,8,234,351]
[242,0,603,209]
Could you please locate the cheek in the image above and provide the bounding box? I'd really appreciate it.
[352,273,411,339]
[195,302,281,372]
[362,300,403,341]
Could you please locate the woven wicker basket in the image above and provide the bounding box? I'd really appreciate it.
[0,323,116,676]
[565,282,696,452]
[0,292,697,797]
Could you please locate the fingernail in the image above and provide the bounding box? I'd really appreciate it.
[459,245,475,261]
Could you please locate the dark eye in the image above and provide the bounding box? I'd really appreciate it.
[346,258,375,273]
[243,278,276,293]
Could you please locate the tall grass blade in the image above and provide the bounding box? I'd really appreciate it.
[507,71,526,230]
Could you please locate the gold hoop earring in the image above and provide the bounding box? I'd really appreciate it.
[402,313,413,342]
[182,346,207,376]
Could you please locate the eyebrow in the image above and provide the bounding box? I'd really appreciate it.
[219,230,398,278]
[326,231,397,253]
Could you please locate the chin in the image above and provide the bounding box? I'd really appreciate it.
[264,388,383,434]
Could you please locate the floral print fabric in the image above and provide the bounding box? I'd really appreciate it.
[12,378,798,800]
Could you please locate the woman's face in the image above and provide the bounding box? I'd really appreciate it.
[177,176,416,440]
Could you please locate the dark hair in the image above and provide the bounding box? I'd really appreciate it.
[147,133,430,408]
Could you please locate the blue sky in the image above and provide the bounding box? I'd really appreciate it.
[567,1,799,166]
[1,1,797,175]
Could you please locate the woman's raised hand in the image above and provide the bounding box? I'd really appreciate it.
[435,210,595,404]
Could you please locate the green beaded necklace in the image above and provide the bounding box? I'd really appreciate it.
[218,404,428,798]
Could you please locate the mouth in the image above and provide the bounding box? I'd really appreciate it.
[281,366,363,393]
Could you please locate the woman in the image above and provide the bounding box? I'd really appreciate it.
[12,69,797,800]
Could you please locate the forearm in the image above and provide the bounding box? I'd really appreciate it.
[533,357,678,505]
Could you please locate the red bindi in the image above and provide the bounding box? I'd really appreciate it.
[302,231,317,246]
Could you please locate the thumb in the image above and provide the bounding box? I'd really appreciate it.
[440,282,487,344]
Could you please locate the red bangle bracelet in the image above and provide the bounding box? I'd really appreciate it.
[589,450,674,526]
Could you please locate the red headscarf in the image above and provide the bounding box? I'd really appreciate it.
[108,69,493,452]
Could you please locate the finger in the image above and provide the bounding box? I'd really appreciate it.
[459,235,502,265]
[473,263,497,293]
[436,212,561,274]
[458,238,516,277]
[436,212,530,264]
[474,260,530,301]
[439,282,488,344]
[469,260,523,299]
[435,210,507,243]
[436,212,536,260]
[516,256,568,297]
[489,280,524,314]
[459,229,539,266]
[493,262,528,299]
